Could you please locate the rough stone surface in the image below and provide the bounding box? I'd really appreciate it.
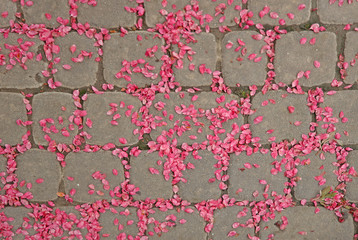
[145,0,242,28]
[0,93,28,145]
[64,151,124,202]
[228,151,286,201]
[260,206,354,239]
[77,0,137,29]
[249,0,311,25]
[173,33,217,87]
[344,32,358,84]
[1,207,34,239]
[320,90,358,145]
[0,0,17,28]
[16,149,61,201]
[54,32,98,88]
[130,151,172,200]
[178,150,221,202]
[222,31,267,87]
[83,92,141,146]
[23,0,69,28]
[346,150,358,202]
[32,92,78,145]
[318,0,358,24]
[275,31,337,86]
[295,153,338,201]
[249,90,311,143]
[0,155,6,194]
[0,33,47,88]
[212,206,254,239]
[103,32,164,88]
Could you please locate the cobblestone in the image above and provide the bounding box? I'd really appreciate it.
[344,32,358,84]
[0,0,17,28]
[346,150,358,202]
[1,207,34,239]
[317,0,358,24]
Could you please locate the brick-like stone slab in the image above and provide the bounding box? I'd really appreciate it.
[32,92,78,145]
[103,32,164,88]
[17,149,61,201]
[178,150,221,202]
[130,151,172,200]
[0,155,6,194]
[0,0,17,28]
[228,151,286,201]
[56,206,88,238]
[0,33,47,88]
[275,31,337,87]
[344,32,358,84]
[77,0,137,29]
[173,33,217,87]
[212,206,254,239]
[249,90,311,143]
[318,0,358,24]
[260,206,354,239]
[0,93,28,145]
[249,0,311,25]
[346,150,358,202]
[54,32,98,88]
[23,0,69,28]
[222,31,267,87]
[64,151,125,203]
[1,207,35,239]
[83,92,141,146]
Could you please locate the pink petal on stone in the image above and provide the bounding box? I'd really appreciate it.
[314,60,320,68]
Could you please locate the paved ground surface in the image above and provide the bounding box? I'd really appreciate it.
[0,0,358,239]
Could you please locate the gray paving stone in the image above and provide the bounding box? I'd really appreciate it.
[0,33,47,89]
[23,0,69,28]
[295,153,338,201]
[260,206,354,239]
[212,205,254,239]
[54,32,98,88]
[77,0,137,29]
[130,151,172,200]
[249,0,311,25]
[344,32,358,84]
[178,150,221,202]
[0,0,17,28]
[99,206,138,239]
[275,31,337,87]
[222,31,267,87]
[318,0,358,24]
[64,151,125,203]
[319,90,358,145]
[0,93,28,145]
[150,92,244,146]
[83,92,141,146]
[346,150,358,202]
[228,151,286,201]
[0,155,6,194]
[56,206,88,238]
[16,149,61,202]
[173,33,217,87]
[145,0,242,28]
[249,90,311,143]
[32,92,78,146]
[147,207,206,239]
[1,207,35,239]
[103,32,164,88]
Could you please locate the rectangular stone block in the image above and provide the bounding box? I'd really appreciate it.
[346,150,358,202]
[0,0,17,28]
[344,32,358,84]
[318,0,358,24]
[1,207,34,239]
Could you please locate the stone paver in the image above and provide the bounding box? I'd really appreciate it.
[249,90,311,143]
[344,32,358,84]
[130,151,172,200]
[83,92,141,146]
[212,206,254,239]
[0,0,17,28]
[249,0,311,25]
[260,206,354,239]
[346,150,358,202]
[173,33,217,87]
[320,90,358,145]
[318,0,358,24]
[228,151,286,201]
[0,93,27,145]
[55,206,88,238]
[77,0,137,29]
[178,150,221,202]
[1,207,35,239]
[0,33,47,89]
[64,151,125,202]
[103,32,164,88]
[275,31,337,87]
[17,149,61,201]
[54,32,98,88]
[222,31,267,87]
[0,155,6,194]
[32,92,78,145]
